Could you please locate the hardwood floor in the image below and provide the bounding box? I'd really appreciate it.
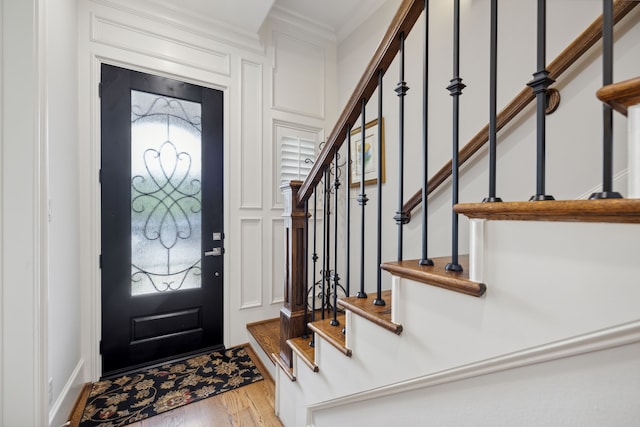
[69,345,283,427]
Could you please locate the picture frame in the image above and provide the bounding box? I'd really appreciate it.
[349,118,385,187]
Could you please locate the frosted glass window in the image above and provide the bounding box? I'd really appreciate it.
[130,90,202,296]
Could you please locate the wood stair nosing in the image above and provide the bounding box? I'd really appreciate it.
[271,352,296,382]
[381,255,486,297]
[454,199,640,224]
[287,336,319,373]
[308,315,352,357]
[338,290,403,335]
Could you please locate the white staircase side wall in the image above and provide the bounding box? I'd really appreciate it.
[629,104,640,198]
[310,340,640,427]
[279,220,640,425]
[276,368,308,427]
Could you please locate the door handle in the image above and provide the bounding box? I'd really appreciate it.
[204,247,224,257]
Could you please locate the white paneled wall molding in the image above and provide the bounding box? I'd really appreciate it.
[79,0,339,384]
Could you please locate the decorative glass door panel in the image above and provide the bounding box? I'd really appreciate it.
[100,64,224,376]
[130,90,202,296]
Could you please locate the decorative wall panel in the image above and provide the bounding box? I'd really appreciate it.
[240,218,263,309]
[271,218,285,304]
[92,15,230,76]
[240,60,263,209]
[272,31,325,119]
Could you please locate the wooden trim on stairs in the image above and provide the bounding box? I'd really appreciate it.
[247,317,280,367]
[402,0,640,218]
[597,76,640,116]
[455,199,640,223]
[288,336,318,373]
[308,315,352,357]
[381,256,486,298]
[338,290,403,335]
[273,352,296,382]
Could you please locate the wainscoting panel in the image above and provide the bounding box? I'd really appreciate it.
[91,15,231,76]
[240,59,263,209]
[271,218,285,304]
[240,218,263,309]
[272,31,325,119]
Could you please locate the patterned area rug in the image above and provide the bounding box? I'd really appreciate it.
[80,346,263,427]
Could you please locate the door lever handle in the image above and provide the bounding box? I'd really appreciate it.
[204,247,224,257]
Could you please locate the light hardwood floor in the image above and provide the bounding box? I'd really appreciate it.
[69,346,283,427]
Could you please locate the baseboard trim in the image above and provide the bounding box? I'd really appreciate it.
[577,169,628,200]
[307,319,640,420]
[49,358,85,427]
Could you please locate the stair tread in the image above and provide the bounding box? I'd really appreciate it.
[247,318,280,366]
[308,315,352,357]
[381,256,486,297]
[455,199,640,224]
[338,290,402,335]
[597,76,640,116]
[287,336,318,372]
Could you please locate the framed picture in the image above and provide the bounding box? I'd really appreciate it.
[349,118,385,187]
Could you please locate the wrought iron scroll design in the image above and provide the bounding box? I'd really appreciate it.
[306,143,347,315]
[131,96,203,293]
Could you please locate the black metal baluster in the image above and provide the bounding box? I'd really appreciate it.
[303,200,310,338]
[590,0,622,200]
[394,32,410,262]
[420,0,434,267]
[310,187,318,347]
[357,99,368,298]
[446,0,464,273]
[345,127,351,297]
[528,0,555,201]
[326,167,333,317]
[321,168,329,318]
[484,0,503,203]
[374,70,386,306]
[331,150,341,325]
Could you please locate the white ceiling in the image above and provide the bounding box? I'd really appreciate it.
[273,0,387,35]
[158,0,387,37]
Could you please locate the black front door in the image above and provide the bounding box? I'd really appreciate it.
[100,64,224,376]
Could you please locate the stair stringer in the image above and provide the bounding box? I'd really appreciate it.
[277,220,640,426]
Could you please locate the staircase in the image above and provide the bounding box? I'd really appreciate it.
[277,217,640,426]
[248,1,640,425]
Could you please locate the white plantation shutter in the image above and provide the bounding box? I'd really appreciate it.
[280,136,316,184]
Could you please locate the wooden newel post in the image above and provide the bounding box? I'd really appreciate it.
[279,180,308,368]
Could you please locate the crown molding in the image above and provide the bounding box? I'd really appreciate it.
[89,0,266,55]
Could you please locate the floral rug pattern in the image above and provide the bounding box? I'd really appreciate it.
[80,346,263,427]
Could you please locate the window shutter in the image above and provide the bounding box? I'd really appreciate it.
[280,136,316,184]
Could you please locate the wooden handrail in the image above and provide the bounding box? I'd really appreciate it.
[597,76,640,116]
[296,0,424,206]
[402,0,639,217]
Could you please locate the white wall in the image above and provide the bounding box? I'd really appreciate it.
[77,0,338,381]
[1,0,48,425]
[46,0,84,425]
[0,1,4,419]
[312,341,640,427]
[334,0,640,293]
[1,0,83,425]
